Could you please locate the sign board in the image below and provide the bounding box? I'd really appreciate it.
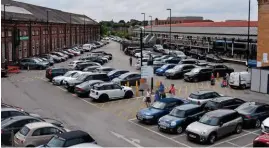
[20,36,29,41]
[141,66,153,78]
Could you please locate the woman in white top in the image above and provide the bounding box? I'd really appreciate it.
[144,88,151,107]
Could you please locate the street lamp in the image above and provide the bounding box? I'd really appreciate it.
[141,13,146,37]
[167,8,172,51]
[247,0,251,63]
[149,15,153,35]
[3,4,11,62]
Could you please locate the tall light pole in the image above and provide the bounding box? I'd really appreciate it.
[141,13,145,37]
[3,4,11,62]
[247,0,251,63]
[149,15,153,35]
[167,8,172,50]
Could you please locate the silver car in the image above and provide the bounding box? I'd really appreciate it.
[187,90,222,106]
[186,109,243,144]
[52,71,81,85]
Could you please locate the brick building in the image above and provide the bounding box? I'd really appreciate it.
[1,0,100,64]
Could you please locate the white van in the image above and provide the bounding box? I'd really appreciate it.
[229,71,251,89]
[82,44,92,52]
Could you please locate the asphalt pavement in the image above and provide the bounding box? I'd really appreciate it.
[2,41,269,147]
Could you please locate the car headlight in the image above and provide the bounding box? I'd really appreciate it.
[170,121,177,126]
[201,131,207,135]
[145,115,154,119]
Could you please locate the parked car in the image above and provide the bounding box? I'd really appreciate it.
[83,66,101,72]
[136,98,190,124]
[82,44,93,52]
[64,73,110,92]
[89,82,134,102]
[170,51,187,59]
[69,143,102,147]
[79,57,104,65]
[229,71,251,89]
[187,90,222,106]
[60,51,73,58]
[1,68,8,77]
[38,56,54,66]
[45,67,69,81]
[68,60,85,69]
[1,116,43,145]
[206,54,223,63]
[158,104,206,134]
[74,62,101,71]
[209,64,234,77]
[153,64,164,74]
[163,57,181,64]
[204,97,245,111]
[179,59,207,66]
[19,58,49,70]
[14,122,68,147]
[52,71,81,85]
[235,102,269,128]
[41,130,96,147]
[153,44,164,52]
[155,64,176,76]
[186,109,243,144]
[187,49,206,60]
[253,133,269,147]
[261,117,269,134]
[91,51,112,60]
[74,80,104,97]
[184,67,213,82]
[41,54,59,63]
[112,72,141,86]
[95,67,115,74]
[68,49,81,56]
[165,64,197,79]
[50,54,63,63]
[1,107,33,121]
[51,52,68,60]
[107,70,129,80]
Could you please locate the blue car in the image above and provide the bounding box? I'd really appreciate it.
[136,98,189,124]
[107,70,129,80]
[158,104,206,134]
[155,64,176,76]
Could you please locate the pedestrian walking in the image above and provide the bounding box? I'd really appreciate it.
[168,84,176,97]
[144,88,151,107]
[210,73,215,86]
[159,81,166,99]
[154,90,160,102]
[129,56,132,66]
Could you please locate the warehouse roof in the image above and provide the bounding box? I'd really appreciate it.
[1,0,98,25]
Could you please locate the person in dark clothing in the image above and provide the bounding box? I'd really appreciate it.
[129,57,132,66]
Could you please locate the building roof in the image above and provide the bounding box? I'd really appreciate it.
[1,0,98,24]
[151,21,258,27]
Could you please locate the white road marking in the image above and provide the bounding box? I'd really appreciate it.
[128,120,191,148]
[208,129,260,147]
[171,133,186,139]
[242,142,253,147]
[129,118,137,121]
[81,99,103,110]
[110,131,143,147]
[227,141,240,147]
[56,86,67,92]
[243,129,260,136]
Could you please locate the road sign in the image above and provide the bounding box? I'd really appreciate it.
[20,36,29,41]
[141,66,153,78]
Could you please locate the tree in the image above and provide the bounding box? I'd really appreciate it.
[118,20,125,24]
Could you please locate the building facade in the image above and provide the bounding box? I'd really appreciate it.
[1,0,100,64]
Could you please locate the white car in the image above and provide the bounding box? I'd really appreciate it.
[187,90,222,105]
[62,71,85,86]
[89,82,134,101]
[153,44,164,52]
[52,71,81,85]
[261,117,269,133]
[68,60,84,69]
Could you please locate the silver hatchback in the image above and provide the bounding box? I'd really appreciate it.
[186,109,243,144]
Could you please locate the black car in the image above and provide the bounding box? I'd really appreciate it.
[43,130,96,147]
[74,62,101,71]
[235,102,269,128]
[95,67,115,74]
[209,64,234,77]
[165,64,197,79]
[158,104,206,134]
[206,54,223,63]
[1,116,43,145]
[45,67,69,81]
[187,49,206,60]
[1,108,31,121]
[204,97,245,111]
[107,70,129,80]
[19,58,50,70]
[65,73,110,92]
[184,67,213,82]
[79,57,104,65]
[74,80,104,97]
[112,72,141,86]
[164,57,181,64]
[82,66,101,72]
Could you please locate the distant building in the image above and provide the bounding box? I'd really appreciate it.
[152,16,213,25]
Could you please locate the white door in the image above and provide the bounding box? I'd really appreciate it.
[111,84,124,99]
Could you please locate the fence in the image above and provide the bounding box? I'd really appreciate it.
[251,68,269,94]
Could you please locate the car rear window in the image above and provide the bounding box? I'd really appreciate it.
[189,93,201,99]
[19,126,30,136]
[235,103,257,113]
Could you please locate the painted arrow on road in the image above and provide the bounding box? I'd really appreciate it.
[110,131,143,147]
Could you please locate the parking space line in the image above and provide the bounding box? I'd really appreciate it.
[56,86,67,92]
[243,130,260,136]
[208,129,260,147]
[128,119,191,148]
[227,141,240,147]
[81,99,104,110]
[171,133,186,139]
[243,142,253,147]
[149,125,158,129]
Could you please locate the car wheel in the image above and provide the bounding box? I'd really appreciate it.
[124,91,133,99]
[26,145,35,147]
[235,124,242,134]
[241,84,247,89]
[208,133,216,144]
[99,94,109,102]
[176,126,183,134]
[255,119,261,128]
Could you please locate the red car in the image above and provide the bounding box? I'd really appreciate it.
[253,133,269,147]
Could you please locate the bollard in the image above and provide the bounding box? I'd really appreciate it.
[156,81,160,88]
[127,81,130,87]
[28,65,30,71]
[135,81,139,97]
[216,72,220,80]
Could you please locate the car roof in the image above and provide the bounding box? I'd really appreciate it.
[175,104,200,110]
[206,109,236,117]
[56,130,89,140]
[97,67,112,70]
[182,59,197,62]
[1,107,21,112]
[26,122,55,129]
[211,97,235,103]
[158,97,187,103]
[240,102,267,107]
[94,82,116,87]
[191,90,216,95]
[2,116,41,128]
[49,67,68,70]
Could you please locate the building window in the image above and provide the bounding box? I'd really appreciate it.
[36,42,39,55]
[1,43,5,63]
[43,30,45,35]
[23,31,27,36]
[23,41,27,58]
[18,42,22,59]
[32,40,35,55]
[2,31,4,37]
[8,31,12,37]
[36,30,39,36]
[32,31,35,36]
[8,42,12,61]
[42,39,45,53]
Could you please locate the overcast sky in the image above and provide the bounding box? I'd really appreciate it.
[16,0,258,22]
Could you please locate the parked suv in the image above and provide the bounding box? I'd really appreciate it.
[187,90,222,106]
[204,97,245,111]
[186,109,243,144]
[184,67,213,82]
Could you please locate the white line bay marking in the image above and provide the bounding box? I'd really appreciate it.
[110,131,143,147]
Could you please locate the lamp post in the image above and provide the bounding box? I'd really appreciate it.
[247,0,251,63]
[149,15,153,35]
[3,4,11,62]
[141,13,145,37]
[167,8,172,51]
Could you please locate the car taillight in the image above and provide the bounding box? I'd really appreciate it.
[76,87,84,92]
[197,101,200,105]
[49,69,52,75]
[245,115,252,119]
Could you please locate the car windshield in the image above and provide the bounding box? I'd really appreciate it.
[169,108,186,118]
[160,65,169,69]
[34,58,43,62]
[156,45,163,49]
[173,65,183,70]
[191,68,201,73]
[108,70,117,76]
[235,103,257,113]
[32,59,40,63]
[151,102,166,110]
[19,126,30,136]
[189,93,201,99]
[77,74,88,81]
[205,101,219,110]
[199,115,219,126]
[118,73,130,79]
[63,71,73,77]
[72,73,80,78]
[46,136,65,147]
